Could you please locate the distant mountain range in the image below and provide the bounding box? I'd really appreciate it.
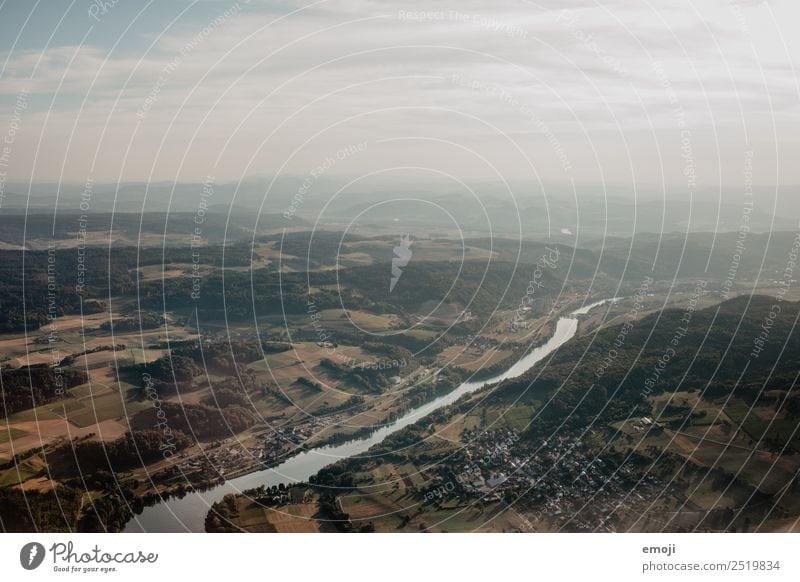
[2,180,798,242]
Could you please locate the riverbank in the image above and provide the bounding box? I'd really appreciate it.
[123,298,617,532]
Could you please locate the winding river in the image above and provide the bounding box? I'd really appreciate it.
[123,297,615,532]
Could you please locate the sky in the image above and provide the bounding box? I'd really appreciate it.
[0,0,798,192]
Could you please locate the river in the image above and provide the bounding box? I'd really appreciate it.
[123,297,616,532]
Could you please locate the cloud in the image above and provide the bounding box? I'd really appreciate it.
[0,0,797,185]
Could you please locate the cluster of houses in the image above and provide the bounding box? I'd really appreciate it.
[631,416,663,433]
[254,414,347,463]
[176,444,265,480]
[422,429,660,531]
[169,416,347,487]
[462,335,497,355]
[254,484,312,507]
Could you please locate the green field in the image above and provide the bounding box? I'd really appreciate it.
[0,427,27,444]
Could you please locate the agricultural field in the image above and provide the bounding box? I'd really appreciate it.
[436,345,513,373]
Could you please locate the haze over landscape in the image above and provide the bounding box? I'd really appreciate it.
[0,0,799,537]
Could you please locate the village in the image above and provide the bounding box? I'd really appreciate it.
[420,427,661,532]
[170,412,351,483]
